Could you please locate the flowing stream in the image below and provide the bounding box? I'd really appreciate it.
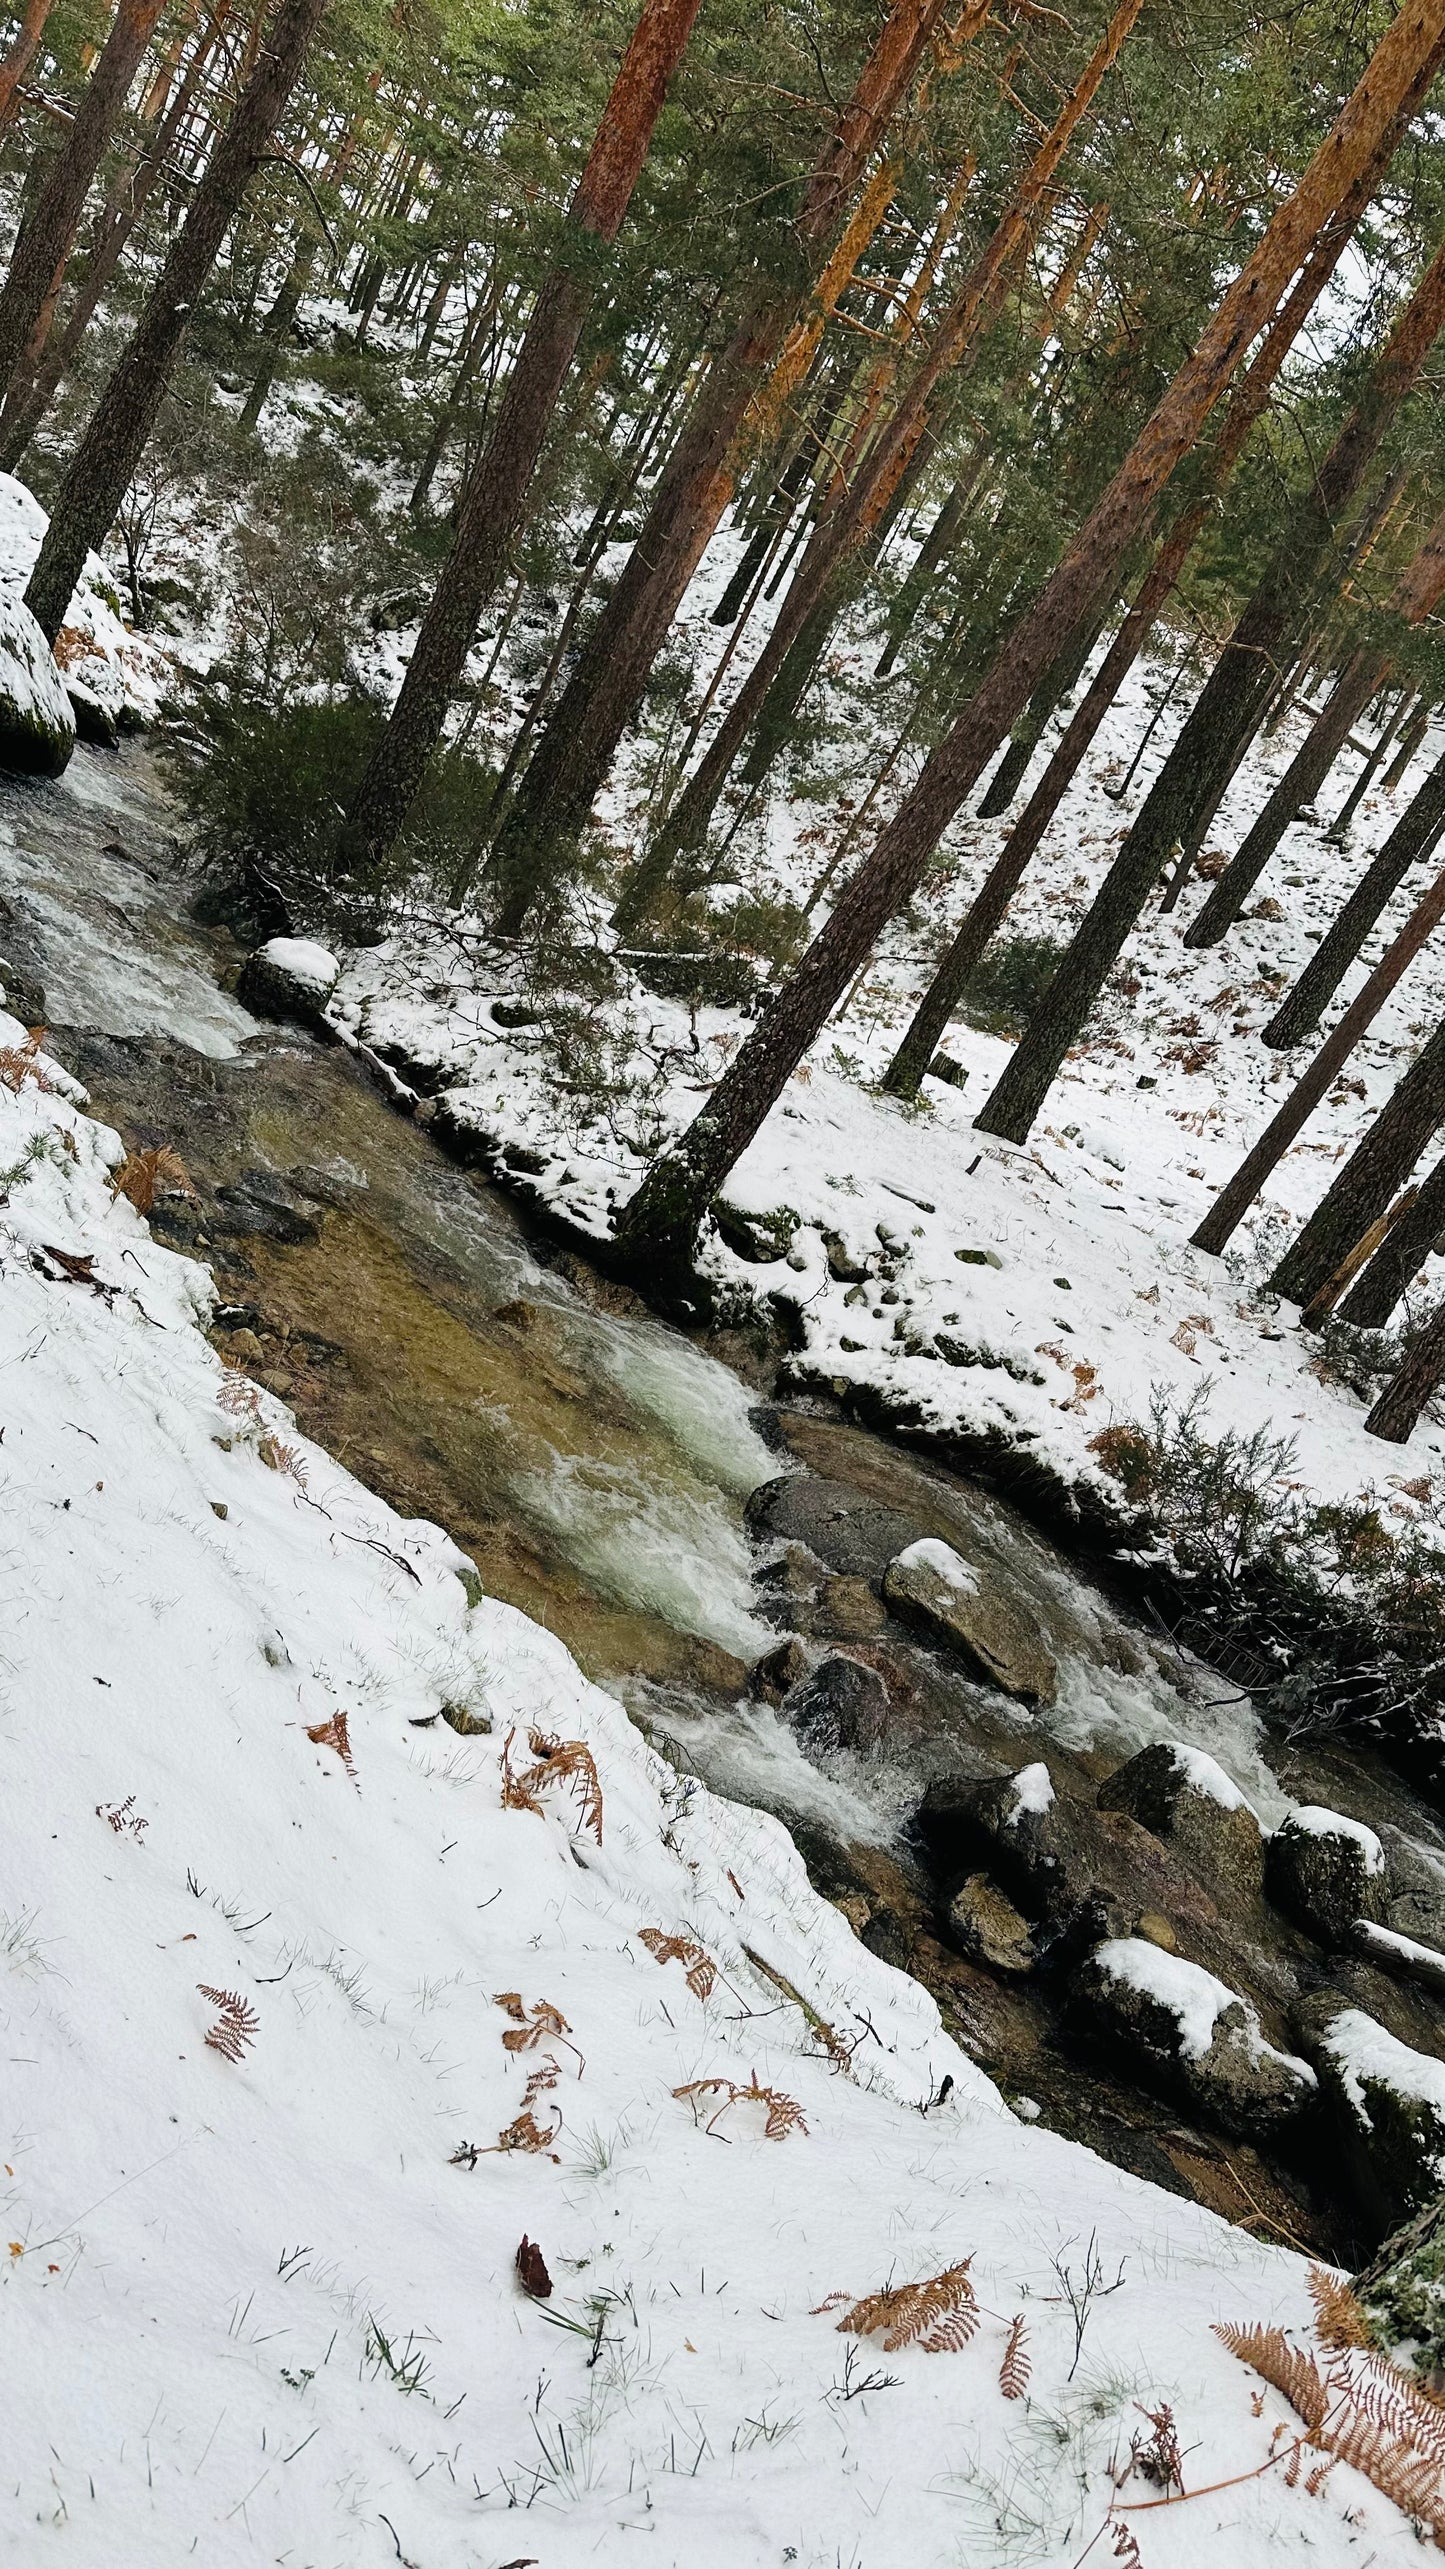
[12,739,1445,2254]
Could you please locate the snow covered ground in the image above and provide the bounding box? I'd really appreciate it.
[0,923,1406,2566]
[329,581,1445,1540]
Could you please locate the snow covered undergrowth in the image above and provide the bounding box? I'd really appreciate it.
[0,472,167,727]
[329,617,1445,1540]
[0,1022,1396,2566]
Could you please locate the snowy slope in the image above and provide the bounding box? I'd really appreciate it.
[0,1009,1395,2564]
[330,626,1445,1536]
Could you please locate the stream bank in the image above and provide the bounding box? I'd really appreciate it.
[12,743,1445,2272]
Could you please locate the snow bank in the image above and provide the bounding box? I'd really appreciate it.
[259,934,340,993]
[1,1013,1409,2566]
[1166,1741,1250,1812]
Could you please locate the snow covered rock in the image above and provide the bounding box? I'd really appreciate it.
[0,587,73,776]
[1296,1997,1445,2227]
[1073,1940,1316,2140]
[712,1196,799,1262]
[238,936,341,1027]
[781,1650,890,1755]
[882,1535,1057,1703]
[946,1872,1036,1974]
[1359,2196,1445,2372]
[1266,1806,1388,1946]
[1098,1739,1264,1901]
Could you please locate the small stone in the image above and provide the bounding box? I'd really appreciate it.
[440,1703,492,1736]
[927,1051,968,1089]
[747,1634,812,1703]
[1136,1911,1177,1951]
[814,1575,887,1641]
[946,1873,1034,1975]
[226,1327,262,1363]
[210,1501,228,1520]
[822,1231,870,1282]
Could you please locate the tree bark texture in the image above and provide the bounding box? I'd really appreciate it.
[1365,1298,1445,1439]
[0,0,170,401]
[613,0,1445,1259]
[337,0,705,874]
[1338,1146,1445,1326]
[975,222,1445,1146]
[0,0,58,134]
[1263,735,1445,1046]
[1192,860,1445,1256]
[24,0,330,643]
[1269,1015,1445,1305]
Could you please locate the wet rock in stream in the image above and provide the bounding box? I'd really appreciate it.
[882,1534,1056,1702]
[1071,1942,1317,2142]
[1098,1739,1265,1905]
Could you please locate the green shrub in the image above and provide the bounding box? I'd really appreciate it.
[957,932,1064,1037]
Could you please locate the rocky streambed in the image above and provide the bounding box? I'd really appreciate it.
[10,748,1445,2326]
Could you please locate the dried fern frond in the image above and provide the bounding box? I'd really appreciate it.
[218,1369,263,1422]
[1213,2322,1328,2429]
[824,2261,977,2354]
[1308,2266,1373,2352]
[259,1433,308,1486]
[638,1926,716,2001]
[306,1712,357,1784]
[673,2074,807,2142]
[494,1991,583,2074]
[0,1029,53,1094]
[110,1145,192,1214]
[1218,2318,1445,2542]
[500,1726,603,1844]
[999,2312,1031,2400]
[522,2062,560,2109]
[199,1984,259,2063]
[491,2110,560,2160]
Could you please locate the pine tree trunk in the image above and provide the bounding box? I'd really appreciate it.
[0,0,171,402]
[483,0,973,912]
[1324,685,1413,842]
[0,0,58,134]
[336,0,705,877]
[1383,692,1433,791]
[1185,647,1392,943]
[1268,1014,1445,1305]
[874,459,981,675]
[613,0,1445,1263]
[1192,859,1445,1256]
[1189,501,1445,944]
[975,225,1445,1146]
[24,0,331,644]
[974,614,1102,818]
[604,0,1145,937]
[0,0,236,463]
[1365,1298,1445,1439]
[1262,737,1445,1047]
[1337,1146,1445,1326]
[880,200,1385,1100]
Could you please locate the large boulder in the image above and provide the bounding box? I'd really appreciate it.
[1266,1807,1387,1946]
[1295,1995,1445,2230]
[747,1473,928,1579]
[0,589,74,777]
[1072,1939,1316,2141]
[882,1537,1056,1703]
[1098,1740,1264,1902]
[782,1652,890,1755]
[238,938,340,1029]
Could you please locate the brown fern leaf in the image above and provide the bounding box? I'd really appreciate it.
[522,2062,560,2109]
[259,1434,308,1486]
[999,2313,1031,2400]
[1214,2322,1328,2429]
[1109,2526,1142,2567]
[1308,2266,1373,2351]
[638,1927,716,2002]
[198,1984,259,2063]
[491,2110,560,2159]
[500,1726,603,1843]
[110,1145,192,1215]
[218,1369,263,1422]
[306,1712,357,1784]
[673,2075,807,2142]
[1328,2405,1443,2517]
[0,1029,53,1094]
[494,1991,583,2074]
[829,2262,978,2354]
